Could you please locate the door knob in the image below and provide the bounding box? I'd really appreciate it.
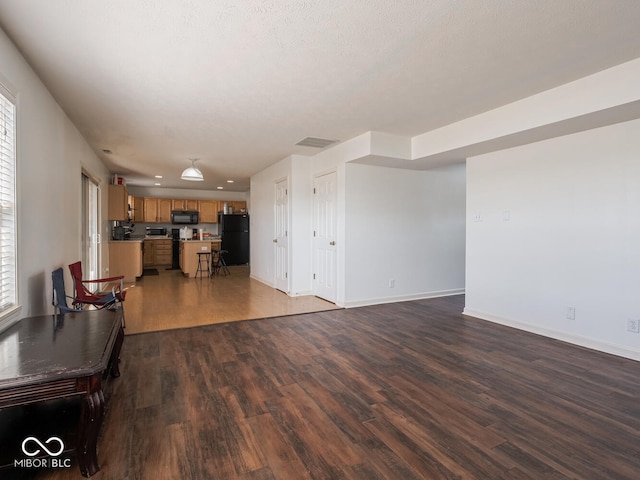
[273,239,277,243]
[329,241,336,246]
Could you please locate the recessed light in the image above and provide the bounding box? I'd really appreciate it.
[226,180,234,183]
[216,186,223,190]
[154,183,161,186]
[155,175,163,179]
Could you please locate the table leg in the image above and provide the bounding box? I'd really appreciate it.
[108,326,125,378]
[77,377,105,477]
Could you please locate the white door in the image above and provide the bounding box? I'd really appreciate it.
[313,171,337,303]
[274,178,289,292]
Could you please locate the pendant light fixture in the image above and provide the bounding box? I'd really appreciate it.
[181,158,204,181]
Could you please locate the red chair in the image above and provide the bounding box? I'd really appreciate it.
[68,261,127,326]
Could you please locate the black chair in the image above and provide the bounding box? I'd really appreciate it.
[211,250,231,276]
[52,267,80,314]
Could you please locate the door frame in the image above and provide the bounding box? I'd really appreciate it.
[81,170,101,282]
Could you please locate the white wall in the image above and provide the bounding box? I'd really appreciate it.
[290,156,313,294]
[0,27,112,323]
[250,156,292,287]
[250,155,314,295]
[344,163,466,306]
[465,118,640,360]
[250,134,467,308]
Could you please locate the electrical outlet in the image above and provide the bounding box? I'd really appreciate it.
[566,307,576,320]
[627,318,639,333]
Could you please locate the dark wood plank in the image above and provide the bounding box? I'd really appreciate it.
[19,295,640,480]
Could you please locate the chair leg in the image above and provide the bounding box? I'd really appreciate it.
[219,253,230,276]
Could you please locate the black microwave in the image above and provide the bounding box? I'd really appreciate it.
[171,210,199,224]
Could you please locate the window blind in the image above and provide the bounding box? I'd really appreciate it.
[0,87,16,314]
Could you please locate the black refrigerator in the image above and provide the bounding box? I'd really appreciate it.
[219,214,250,265]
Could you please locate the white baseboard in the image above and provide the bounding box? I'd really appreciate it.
[463,308,640,362]
[344,288,465,308]
[249,273,274,288]
[287,290,313,297]
[248,274,313,298]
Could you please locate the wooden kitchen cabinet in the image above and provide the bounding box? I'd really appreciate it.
[144,238,172,266]
[199,200,219,223]
[143,198,158,223]
[158,198,172,223]
[143,240,154,266]
[225,200,247,213]
[144,197,173,223]
[130,195,145,222]
[172,199,199,211]
[154,239,172,265]
[108,184,129,221]
[140,195,247,222]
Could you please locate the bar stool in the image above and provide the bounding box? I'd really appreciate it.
[195,252,212,278]
[211,250,231,276]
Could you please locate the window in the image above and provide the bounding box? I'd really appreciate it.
[0,84,17,323]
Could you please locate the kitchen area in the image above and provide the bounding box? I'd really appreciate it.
[107,181,249,281]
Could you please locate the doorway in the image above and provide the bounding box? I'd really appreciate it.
[81,172,100,281]
[312,171,337,303]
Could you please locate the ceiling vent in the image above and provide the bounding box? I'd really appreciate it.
[295,137,338,148]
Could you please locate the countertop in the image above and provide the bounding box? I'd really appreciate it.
[180,238,221,242]
[110,236,221,242]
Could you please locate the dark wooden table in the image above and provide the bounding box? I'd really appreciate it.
[0,309,124,477]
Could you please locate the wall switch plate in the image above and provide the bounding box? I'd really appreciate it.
[627,318,639,333]
[566,307,576,320]
[503,210,511,221]
[389,279,395,288]
[473,212,483,222]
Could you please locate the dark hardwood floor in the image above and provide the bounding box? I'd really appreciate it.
[17,295,640,479]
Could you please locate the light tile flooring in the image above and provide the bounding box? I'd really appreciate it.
[122,265,339,334]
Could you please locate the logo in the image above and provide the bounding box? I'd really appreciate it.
[21,437,64,457]
[14,436,71,470]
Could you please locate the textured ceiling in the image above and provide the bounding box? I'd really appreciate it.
[1,1,640,191]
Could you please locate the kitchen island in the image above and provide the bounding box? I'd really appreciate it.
[180,240,210,278]
[179,239,223,277]
[108,239,143,282]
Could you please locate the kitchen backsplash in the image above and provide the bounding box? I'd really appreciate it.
[133,223,220,236]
